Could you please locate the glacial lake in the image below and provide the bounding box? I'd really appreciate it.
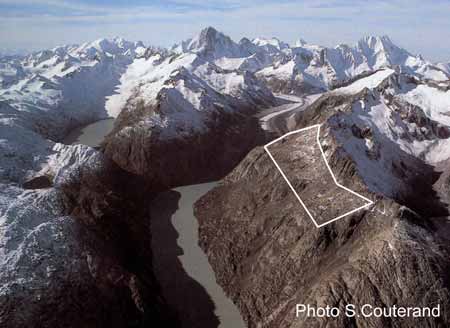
[150,183,246,328]
[63,118,115,147]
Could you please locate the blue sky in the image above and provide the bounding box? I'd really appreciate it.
[0,0,449,62]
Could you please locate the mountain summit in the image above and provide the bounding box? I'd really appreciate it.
[170,28,449,92]
[174,27,247,59]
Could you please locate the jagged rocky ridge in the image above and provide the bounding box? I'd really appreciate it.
[195,69,450,327]
[171,28,450,94]
[102,27,449,186]
[102,55,274,187]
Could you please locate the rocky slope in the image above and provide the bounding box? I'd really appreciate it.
[0,137,178,327]
[0,38,178,327]
[195,69,450,327]
[195,152,450,327]
[0,146,178,327]
[103,29,275,188]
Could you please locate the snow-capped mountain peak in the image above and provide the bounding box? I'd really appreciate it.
[293,38,308,47]
[179,26,246,59]
[437,62,450,75]
[252,37,289,52]
[72,37,144,58]
[169,28,449,90]
[356,35,411,67]
[358,35,396,50]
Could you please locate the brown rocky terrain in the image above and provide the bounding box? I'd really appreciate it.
[257,74,325,96]
[265,126,371,226]
[195,133,450,328]
[194,75,450,327]
[103,101,268,190]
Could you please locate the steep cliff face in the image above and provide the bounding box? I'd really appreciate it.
[0,94,177,326]
[102,50,274,188]
[194,133,450,328]
[0,143,178,327]
[58,152,178,327]
[103,106,266,189]
[194,71,450,327]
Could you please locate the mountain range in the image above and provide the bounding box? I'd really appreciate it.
[1,27,450,327]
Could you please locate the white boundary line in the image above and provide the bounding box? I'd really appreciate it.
[264,124,373,228]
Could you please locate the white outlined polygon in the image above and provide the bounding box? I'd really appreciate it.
[264,124,373,228]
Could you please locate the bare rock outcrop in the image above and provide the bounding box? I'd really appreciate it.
[0,146,178,327]
[103,108,265,190]
[195,133,450,328]
[194,77,450,327]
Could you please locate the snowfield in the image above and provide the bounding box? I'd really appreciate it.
[333,69,395,94]
[0,37,143,140]
[328,68,450,199]
[399,84,450,126]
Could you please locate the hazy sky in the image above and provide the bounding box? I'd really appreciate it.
[0,0,449,62]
